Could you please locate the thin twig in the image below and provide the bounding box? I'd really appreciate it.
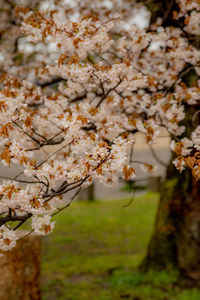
[123,190,136,208]
[36,141,72,169]
[13,121,41,144]
[149,145,167,167]
[51,187,82,217]
[0,175,43,185]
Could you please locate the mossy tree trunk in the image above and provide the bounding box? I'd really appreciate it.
[141,105,200,279]
[142,106,200,279]
[141,163,200,280]
[138,0,200,281]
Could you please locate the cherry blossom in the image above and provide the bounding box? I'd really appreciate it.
[0,0,200,251]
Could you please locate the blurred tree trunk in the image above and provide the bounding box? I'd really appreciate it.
[139,0,200,280]
[88,183,95,201]
[141,164,200,280]
[142,105,200,279]
[78,183,95,201]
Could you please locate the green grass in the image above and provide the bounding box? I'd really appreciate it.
[41,192,200,300]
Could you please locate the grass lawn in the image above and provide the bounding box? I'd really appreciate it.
[41,192,200,300]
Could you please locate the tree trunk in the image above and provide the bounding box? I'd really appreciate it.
[78,183,95,201]
[0,232,41,300]
[137,0,200,281]
[141,162,200,280]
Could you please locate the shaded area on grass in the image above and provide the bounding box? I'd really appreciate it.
[41,192,200,300]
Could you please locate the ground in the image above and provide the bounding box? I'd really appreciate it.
[41,192,200,300]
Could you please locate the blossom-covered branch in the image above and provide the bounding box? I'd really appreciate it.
[0,0,200,252]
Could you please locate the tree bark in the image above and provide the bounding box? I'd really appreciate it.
[0,232,41,300]
[137,0,200,281]
[141,162,200,280]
